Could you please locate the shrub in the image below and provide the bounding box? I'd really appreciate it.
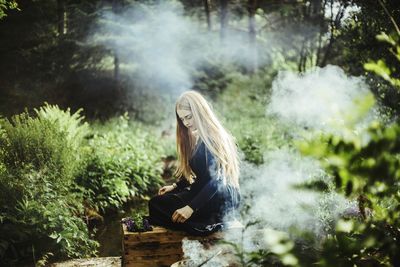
[192,60,236,99]
[0,104,89,186]
[215,70,290,165]
[34,103,89,153]
[300,32,400,266]
[299,119,400,266]
[77,114,164,212]
[0,105,97,265]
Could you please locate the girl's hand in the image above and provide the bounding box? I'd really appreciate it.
[158,185,175,195]
[172,205,194,223]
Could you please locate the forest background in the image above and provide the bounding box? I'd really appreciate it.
[0,0,399,266]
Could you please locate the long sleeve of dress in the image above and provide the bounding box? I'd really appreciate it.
[176,177,190,189]
[188,148,223,211]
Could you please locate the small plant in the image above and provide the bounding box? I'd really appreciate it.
[240,135,264,165]
[121,214,153,232]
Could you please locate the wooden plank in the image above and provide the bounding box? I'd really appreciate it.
[123,226,225,244]
[123,226,188,244]
[124,242,183,256]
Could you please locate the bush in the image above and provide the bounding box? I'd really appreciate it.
[299,119,400,266]
[0,104,89,186]
[192,60,236,99]
[77,114,164,212]
[301,34,400,266]
[215,70,290,165]
[34,103,89,153]
[0,105,97,265]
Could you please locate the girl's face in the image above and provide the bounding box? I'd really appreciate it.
[177,108,196,131]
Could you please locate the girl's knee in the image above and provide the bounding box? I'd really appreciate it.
[148,195,163,209]
[148,197,156,209]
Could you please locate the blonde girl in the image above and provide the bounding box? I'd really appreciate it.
[148,90,240,235]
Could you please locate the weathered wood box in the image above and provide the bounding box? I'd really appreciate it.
[121,224,239,267]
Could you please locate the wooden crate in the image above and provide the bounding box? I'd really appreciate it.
[121,225,231,267]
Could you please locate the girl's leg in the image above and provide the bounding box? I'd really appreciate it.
[148,194,185,230]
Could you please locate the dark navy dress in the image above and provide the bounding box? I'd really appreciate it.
[148,140,241,236]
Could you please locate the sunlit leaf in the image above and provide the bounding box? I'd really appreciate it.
[376,32,396,46]
[364,60,391,81]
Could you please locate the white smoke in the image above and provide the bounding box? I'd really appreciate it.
[238,150,352,236]
[180,238,230,267]
[89,1,267,95]
[267,65,375,133]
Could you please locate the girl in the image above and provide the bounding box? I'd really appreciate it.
[148,90,240,235]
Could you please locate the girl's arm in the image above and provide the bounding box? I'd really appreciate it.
[175,177,191,189]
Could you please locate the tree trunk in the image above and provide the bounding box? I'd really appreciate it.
[298,41,306,73]
[311,0,322,17]
[57,0,66,36]
[112,0,120,81]
[219,0,228,41]
[316,0,327,66]
[204,0,212,31]
[248,0,258,73]
[320,0,346,67]
[114,52,119,81]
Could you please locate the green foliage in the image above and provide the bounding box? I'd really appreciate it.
[222,221,299,267]
[333,0,400,76]
[0,105,168,264]
[364,32,400,88]
[298,116,400,266]
[7,175,98,258]
[300,122,400,197]
[215,70,290,165]
[224,29,400,265]
[0,105,97,265]
[0,0,18,20]
[0,106,87,189]
[77,114,164,212]
[333,0,400,115]
[192,60,235,98]
[293,31,400,266]
[34,103,89,152]
[240,135,264,165]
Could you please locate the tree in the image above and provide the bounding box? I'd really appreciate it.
[248,0,258,73]
[204,0,211,31]
[219,0,228,40]
[331,0,400,115]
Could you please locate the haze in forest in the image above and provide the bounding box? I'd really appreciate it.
[90,1,270,94]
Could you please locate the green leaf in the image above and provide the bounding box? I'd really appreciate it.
[376,32,396,46]
[364,60,391,81]
[336,219,354,233]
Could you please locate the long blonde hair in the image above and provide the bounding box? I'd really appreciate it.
[174,91,240,188]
